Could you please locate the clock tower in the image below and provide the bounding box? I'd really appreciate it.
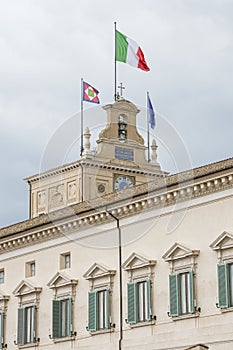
[25,98,166,218]
[90,98,163,195]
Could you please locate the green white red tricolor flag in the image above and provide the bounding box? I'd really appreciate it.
[116,30,150,72]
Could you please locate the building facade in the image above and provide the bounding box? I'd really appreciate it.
[0,99,233,350]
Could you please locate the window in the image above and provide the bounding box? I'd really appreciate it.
[25,261,36,277]
[122,253,155,326]
[217,263,233,308]
[127,280,151,324]
[60,253,71,269]
[0,295,9,349]
[30,263,35,277]
[17,306,36,345]
[65,254,70,269]
[52,298,72,338]
[0,270,4,284]
[84,262,115,334]
[118,115,127,140]
[88,289,109,332]
[0,312,4,348]
[169,271,194,317]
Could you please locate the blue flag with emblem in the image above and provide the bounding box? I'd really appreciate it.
[147,94,155,129]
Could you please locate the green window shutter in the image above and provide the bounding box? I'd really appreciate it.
[88,291,97,332]
[52,300,61,338]
[127,282,137,324]
[105,289,110,329]
[32,306,36,342]
[17,308,25,345]
[68,298,73,336]
[189,270,195,314]
[146,279,151,321]
[218,263,229,308]
[0,313,4,349]
[169,274,179,317]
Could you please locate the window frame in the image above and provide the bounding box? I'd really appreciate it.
[17,305,36,346]
[0,270,4,285]
[118,114,127,140]
[0,312,4,349]
[84,262,116,334]
[30,262,36,277]
[25,261,36,278]
[88,289,110,332]
[127,279,151,325]
[169,270,194,317]
[60,252,71,270]
[217,262,233,309]
[52,298,72,339]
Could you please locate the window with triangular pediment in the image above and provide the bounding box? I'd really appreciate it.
[83,263,116,333]
[13,280,41,346]
[163,243,200,319]
[123,253,156,326]
[210,231,233,310]
[47,272,78,340]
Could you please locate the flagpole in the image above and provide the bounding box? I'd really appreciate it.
[80,78,84,157]
[114,21,117,101]
[147,91,150,162]
[80,78,84,202]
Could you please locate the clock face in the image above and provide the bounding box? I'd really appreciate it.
[114,175,134,191]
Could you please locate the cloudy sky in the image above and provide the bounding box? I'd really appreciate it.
[1,0,233,227]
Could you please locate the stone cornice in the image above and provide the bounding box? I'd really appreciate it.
[24,158,164,184]
[1,157,233,254]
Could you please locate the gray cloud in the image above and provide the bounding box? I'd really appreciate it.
[1,0,233,226]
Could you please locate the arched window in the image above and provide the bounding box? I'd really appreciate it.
[118,115,127,140]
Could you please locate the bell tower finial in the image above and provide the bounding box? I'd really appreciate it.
[117,82,125,99]
[82,127,91,158]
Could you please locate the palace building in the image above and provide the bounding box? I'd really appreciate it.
[0,98,233,350]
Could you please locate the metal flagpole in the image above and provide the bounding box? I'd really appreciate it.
[80,78,84,202]
[147,91,150,162]
[114,21,117,101]
[80,78,84,157]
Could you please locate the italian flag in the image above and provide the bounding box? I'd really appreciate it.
[116,30,150,72]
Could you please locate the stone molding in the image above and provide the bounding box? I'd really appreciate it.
[83,263,116,281]
[24,158,163,185]
[13,280,42,307]
[186,345,209,350]
[122,252,156,271]
[1,158,233,254]
[162,243,200,262]
[210,231,233,251]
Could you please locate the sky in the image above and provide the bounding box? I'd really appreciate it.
[1,0,233,227]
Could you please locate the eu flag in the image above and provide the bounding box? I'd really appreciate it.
[148,94,155,129]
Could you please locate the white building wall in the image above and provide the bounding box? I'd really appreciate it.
[0,187,233,349]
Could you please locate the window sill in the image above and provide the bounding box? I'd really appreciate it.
[53,336,76,343]
[171,312,199,321]
[18,343,39,349]
[220,306,233,313]
[129,320,155,328]
[89,328,113,336]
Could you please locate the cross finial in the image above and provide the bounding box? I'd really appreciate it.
[118,82,125,98]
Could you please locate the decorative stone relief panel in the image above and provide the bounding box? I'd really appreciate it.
[67,181,77,200]
[49,185,65,210]
[37,190,46,212]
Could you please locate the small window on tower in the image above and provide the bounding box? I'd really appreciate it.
[118,115,127,141]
